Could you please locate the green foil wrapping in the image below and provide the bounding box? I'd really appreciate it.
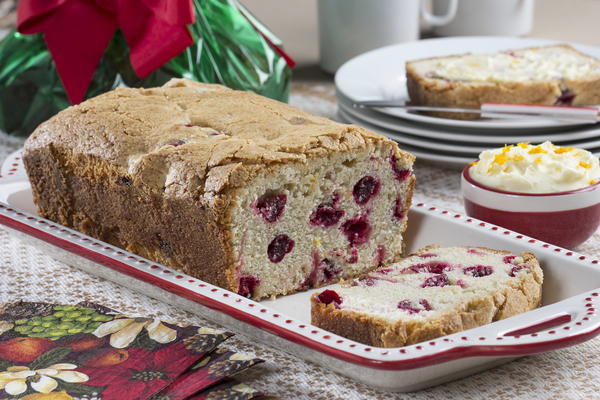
[0,0,291,137]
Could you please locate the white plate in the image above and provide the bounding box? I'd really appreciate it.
[337,110,475,169]
[2,151,600,392]
[335,36,600,130]
[337,91,600,145]
[338,101,600,166]
[338,101,600,160]
[339,107,481,157]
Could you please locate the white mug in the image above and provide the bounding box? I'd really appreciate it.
[432,0,535,37]
[318,0,459,73]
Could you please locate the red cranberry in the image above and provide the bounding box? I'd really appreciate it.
[421,273,449,288]
[309,205,345,227]
[510,265,528,277]
[419,299,432,311]
[419,253,437,258]
[346,248,359,264]
[398,300,421,314]
[331,192,342,207]
[554,88,576,106]
[168,139,186,147]
[393,195,404,220]
[301,252,320,289]
[253,193,287,223]
[317,290,342,306]
[353,176,381,205]
[390,152,411,182]
[463,265,493,277]
[341,215,371,246]
[321,258,341,281]
[309,193,344,227]
[467,249,485,255]
[427,262,451,274]
[503,255,516,264]
[267,234,295,263]
[405,262,451,274]
[238,275,260,298]
[360,277,376,286]
[374,245,386,266]
[398,299,433,314]
[304,255,342,288]
[377,268,394,275]
[456,279,468,288]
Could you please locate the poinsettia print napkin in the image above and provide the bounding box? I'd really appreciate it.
[187,379,262,400]
[156,347,263,399]
[0,301,263,400]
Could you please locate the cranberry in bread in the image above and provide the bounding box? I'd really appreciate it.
[311,246,543,347]
[23,79,415,300]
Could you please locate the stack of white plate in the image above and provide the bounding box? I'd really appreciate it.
[335,37,600,168]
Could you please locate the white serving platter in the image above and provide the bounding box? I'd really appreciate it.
[335,36,600,130]
[1,150,600,392]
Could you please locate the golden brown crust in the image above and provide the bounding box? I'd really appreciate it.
[24,147,236,290]
[25,78,400,201]
[405,44,600,120]
[311,247,543,347]
[23,79,414,296]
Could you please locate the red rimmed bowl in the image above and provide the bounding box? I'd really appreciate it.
[461,165,600,249]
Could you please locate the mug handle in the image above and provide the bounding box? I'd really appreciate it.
[421,0,459,26]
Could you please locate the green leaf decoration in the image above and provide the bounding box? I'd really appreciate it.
[58,381,105,395]
[29,346,71,370]
[129,328,157,351]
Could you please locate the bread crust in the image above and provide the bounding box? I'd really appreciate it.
[405,44,600,120]
[23,79,415,296]
[311,247,543,347]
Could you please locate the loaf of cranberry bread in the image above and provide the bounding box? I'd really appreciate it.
[311,245,543,347]
[406,44,600,119]
[23,79,415,299]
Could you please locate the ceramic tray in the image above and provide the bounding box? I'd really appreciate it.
[1,150,599,392]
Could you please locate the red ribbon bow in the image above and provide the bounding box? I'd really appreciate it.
[17,0,195,104]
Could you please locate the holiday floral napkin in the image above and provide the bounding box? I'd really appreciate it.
[0,301,264,400]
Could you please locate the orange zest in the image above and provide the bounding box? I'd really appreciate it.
[528,146,547,155]
[554,147,574,154]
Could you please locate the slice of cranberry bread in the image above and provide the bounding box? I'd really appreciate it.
[311,245,543,347]
[406,44,600,119]
[23,79,415,300]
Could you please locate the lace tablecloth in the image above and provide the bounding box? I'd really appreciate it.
[1,83,599,399]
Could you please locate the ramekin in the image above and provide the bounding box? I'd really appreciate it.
[461,165,600,249]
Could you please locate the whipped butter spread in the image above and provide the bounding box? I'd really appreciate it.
[430,47,600,83]
[470,141,600,193]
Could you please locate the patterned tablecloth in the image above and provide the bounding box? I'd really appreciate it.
[1,83,599,400]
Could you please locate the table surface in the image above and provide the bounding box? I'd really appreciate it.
[2,1,600,399]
